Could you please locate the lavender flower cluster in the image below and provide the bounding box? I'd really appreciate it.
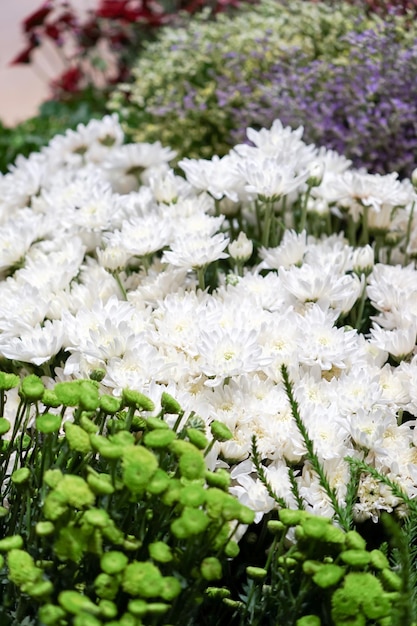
[226,25,417,178]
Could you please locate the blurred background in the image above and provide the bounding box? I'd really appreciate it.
[0,1,90,126]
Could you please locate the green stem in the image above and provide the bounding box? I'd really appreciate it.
[113,272,127,300]
[404,201,415,265]
[196,266,206,291]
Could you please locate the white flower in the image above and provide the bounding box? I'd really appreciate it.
[0,320,64,366]
[369,324,417,360]
[162,232,229,269]
[238,157,309,200]
[258,229,307,270]
[228,232,253,262]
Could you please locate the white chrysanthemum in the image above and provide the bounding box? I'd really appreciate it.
[258,229,307,270]
[238,157,309,200]
[0,281,50,332]
[0,320,64,366]
[102,343,168,392]
[369,324,417,360]
[118,213,173,257]
[0,210,45,273]
[178,154,247,202]
[162,232,229,269]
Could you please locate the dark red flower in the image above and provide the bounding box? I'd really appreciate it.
[22,1,52,33]
[52,66,83,93]
[9,35,40,65]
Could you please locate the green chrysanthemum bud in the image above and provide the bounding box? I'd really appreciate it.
[101,550,129,575]
[54,381,82,407]
[89,369,106,383]
[44,469,63,489]
[380,568,402,592]
[201,557,222,581]
[186,428,209,449]
[267,520,285,534]
[179,451,205,480]
[122,445,159,494]
[224,540,240,558]
[301,516,332,540]
[90,434,124,460]
[279,509,308,526]
[160,479,183,506]
[110,430,135,446]
[11,467,30,485]
[205,488,227,519]
[36,521,55,536]
[331,587,360,622]
[181,507,210,535]
[144,429,176,448]
[36,412,62,433]
[303,560,324,576]
[0,371,19,390]
[340,550,371,568]
[64,422,92,454]
[0,417,10,436]
[79,414,98,434]
[94,572,120,600]
[322,524,346,546]
[58,590,100,615]
[246,566,267,580]
[312,564,345,589]
[205,587,231,599]
[127,599,148,618]
[73,613,102,626]
[19,374,45,402]
[54,475,95,509]
[161,391,183,415]
[179,484,206,508]
[145,416,170,430]
[147,469,171,495]
[54,525,86,563]
[83,508,110,529]
[102,521,124,546]
[149,541,173,564]
[100,395,122,414]
[160,576,182,601]
[345,530,366,551]
[122,561,163,598]
[98,599,118,620]
[370,549,390,571]
[25,579,54,599]
[210,420,233,441]
[38,604,66,626]
[362,592,392,620]
[79,380,100,411]
[0,535,24,551]
[205,469,230,490]
[122,389,155,412]
[7,549,42,586]
[42,389,61,408]
[144,603,170,615]
[43,491,68,521]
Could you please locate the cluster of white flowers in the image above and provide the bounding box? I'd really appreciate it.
[1,114,417,525]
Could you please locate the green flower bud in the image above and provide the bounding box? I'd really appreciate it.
[102,521,124,546]
[43,491,68,521]
[55,475,96,509]
[98,599,118,620]
[161,392,183,415]
[331,587,360,622]
[44,469,64,489]
[64,422,92,454]
[0,371,19,390]
[122,446,159,494]
[38,604,66,625]
[101,551,129,575]
[54,381,82,407]
[205,587,231,599]
[145,603,170,615]
[90,434,124,459]
[42,389,61,408]
[187,428,209,449]
[110,431,135,447]
[127,599,148,617]
[100,395,122,414]
[201,557,222,581]
[380,568,402,591]
[79,414,98,434]
[122,561,163,598]
[19,374,45,402]
[83,508,110,529]
[370,549,390,571]
[58,590,100,615]
[210,420,233,441]
[11,467,30,485]
[246,566,268,580]
[181,507,210,535]
[94,572,120,600]
[205,488,227,519]
[340,550,371,568]
[312,564,345,589]
[149,541,173,564]
[7,549,42,587]
[123,536,142,551]
[179,484,206,508]
[54,525,86,563]
[160,479,182,506]
[36,521,55,536]
[24,579,54,599]
[179,451,205,480]
[301,516,332,540]
[118,611,140,626]
[122,389,155,412]
[144,429,176,448]
[147,469,171,495]
[79,380,100,411]
[73,613,102,626]
[205,469,230,490]
[89,369,106,382]
[279,509,308,526]
[0,535,23,551]
[160,576,182,601]
[322,524,346,546]
[145,416,170,430]
[224,540,240,558]
[87,473,115,496]
[303,560,324,576]
[362,591,391,620]
[36,412,62,433]
[0,418,10,435]
[267,520,285,534]
[345,530,366,551]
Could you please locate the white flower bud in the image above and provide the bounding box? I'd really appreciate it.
[307,160,325,187]
[352,245,374,275]
[228,232,253,262]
